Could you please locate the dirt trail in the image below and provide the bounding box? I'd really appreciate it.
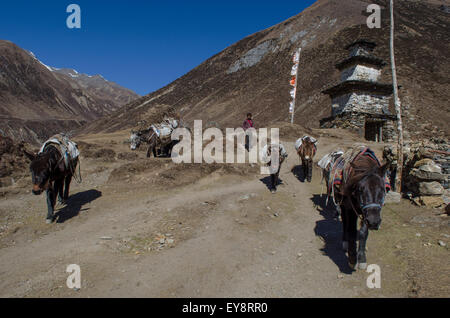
[0,131,448,297]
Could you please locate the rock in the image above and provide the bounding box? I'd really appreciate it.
[100,236,113,240]
[443,190,450,205]
[414,159,433,168]
[418,162,442,174]
[395,244,402,249]
[385,191,401,204]
[416,233,422,237]
[420,196,445,208]
[410,169,446,181]
[167,239,174,244]
[419,182,444,196]
[438,241,446,247]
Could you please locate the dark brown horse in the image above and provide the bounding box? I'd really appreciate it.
[332,149,388,270]
[297,137,317,182]
[25,145,78,223]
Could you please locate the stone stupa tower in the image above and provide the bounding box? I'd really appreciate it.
[320,39,397,142]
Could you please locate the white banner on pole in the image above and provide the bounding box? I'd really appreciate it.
[293,51,300,64]
[290,64,298,76]
[289,48,301,124]
[290,88,296,99]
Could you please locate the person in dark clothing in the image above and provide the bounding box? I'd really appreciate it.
[243,113,254,151]
[383,145,398,192]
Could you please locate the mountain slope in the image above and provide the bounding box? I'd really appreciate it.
[85,0,449,140]
[0,40,139,144]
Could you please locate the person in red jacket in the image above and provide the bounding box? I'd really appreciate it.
[243,113,254,151]
[243,113,254,131]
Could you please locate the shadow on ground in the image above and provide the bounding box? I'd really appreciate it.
[291,165,306,183]
[56,190,102,223]
[312,194,353,274]
[259,176,284,192]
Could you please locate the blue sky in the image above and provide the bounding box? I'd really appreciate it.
[0,1,315,95]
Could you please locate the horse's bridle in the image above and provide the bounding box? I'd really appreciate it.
[350,189,385,224]
[361,202,383,211]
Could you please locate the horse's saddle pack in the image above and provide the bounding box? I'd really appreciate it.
[39,134,79,170]
[295,135,318,152]
[329,146,390,194]
[151,118,179,140]
[318,150,344,171]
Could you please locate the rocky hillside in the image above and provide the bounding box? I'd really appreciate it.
[0,40,139,144]
[84,0,449,140]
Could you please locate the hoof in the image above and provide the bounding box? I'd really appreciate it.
[348,262,356,270]
[342,241,348,251]
[271,189,277,194]
[46,219,53,224]
[358,262,368,270]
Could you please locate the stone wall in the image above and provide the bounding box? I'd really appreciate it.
[331,92,390,117]
[403,139,450,210]
[340,65,381,82]
[320,112,397,142]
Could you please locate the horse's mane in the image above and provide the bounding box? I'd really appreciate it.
[343,154,382,196]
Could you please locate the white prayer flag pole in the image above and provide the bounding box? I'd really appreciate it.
[290,48,301,124]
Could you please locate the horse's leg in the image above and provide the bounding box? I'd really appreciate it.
[56,178,64,203]
[64,174,72,201]
[270,174,276,193]
[301,158,306,181]
[357,222,369,270]
[341,204,348,251]
[307,160,313,182]
[46,186,56,223]
[347,210,358,269]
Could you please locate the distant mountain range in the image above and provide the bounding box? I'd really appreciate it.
[0,40,139,144]
[85,0,449,140]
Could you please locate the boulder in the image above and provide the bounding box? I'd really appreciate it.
[420,196,445,208]
[418,162,442,174]
[414,159,433,168]
[418,182,444,196]
[443,189,450,205]
[410,168,446,181]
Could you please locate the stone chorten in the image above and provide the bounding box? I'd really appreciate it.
[320,40,397,142]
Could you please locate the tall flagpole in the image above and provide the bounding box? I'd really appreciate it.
[290,48,301,124]
[390,0,403,192]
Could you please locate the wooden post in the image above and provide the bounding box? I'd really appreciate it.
[291,48,302,124]
[390,0,404,192]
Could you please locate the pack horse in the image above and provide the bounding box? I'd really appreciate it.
[130,117,181,158]
[25,134,81,224]
[326,146,390,270]
[295,136,317,182]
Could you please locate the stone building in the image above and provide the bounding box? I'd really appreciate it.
[320,40,397,142]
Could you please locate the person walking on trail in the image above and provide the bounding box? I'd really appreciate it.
[383,145,398,192]
[243,113,254,151]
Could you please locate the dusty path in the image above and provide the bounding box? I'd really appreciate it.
[0,133,448,297]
